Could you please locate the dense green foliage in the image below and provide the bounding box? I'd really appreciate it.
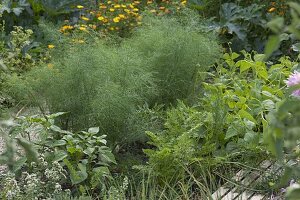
[6,15,220,145]
[123,16,221,104]
[1,0,300,199]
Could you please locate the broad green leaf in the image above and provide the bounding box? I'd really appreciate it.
[88,127,99,134]
[53,150,68,162]
[48,112,66,118]
[238,110,257,124]
[52,140,67,147]
[236,60,252,73]
[267,17,284,33]
[50,125,63,133]
[16,138,38,163]
[100,151,117,164]
[292,43,300,52]
[255,62,268,80]
[264,35,281,59]
[225,125,239,140]
[244,131,259,145]
[231,52,240,60]
[253,54,265,62]
[64,159,88,185]
[262,100,275,111]
[83,147,95,156]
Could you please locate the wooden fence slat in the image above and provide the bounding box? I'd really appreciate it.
[212,160,272,200]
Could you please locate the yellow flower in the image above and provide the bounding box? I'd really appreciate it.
[109,27,115,31]
[79,27,87,31]
[60,25,73,32]
[81,16,89,21]
[129,4,134,9]
[48,44,55,49]
[77,40,85,44]
[98,16,105,21]
[100,5,107,9]
[89,24,97,29]
[121,4,126,8]
[118,14,126,19]
[133,8,139,12]
[137,16,142,21]
[77,5,84,9]
[268,7,276,12]
[113,17,121,23]
[124,9,130,13]
[109,8,115,12]
[114,4,121,8]
[150,9,156,13]
[47,63,54,69]
[107,1,112,4]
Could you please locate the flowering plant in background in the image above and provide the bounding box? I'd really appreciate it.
[60,0,187,36]
[267,0,288,16]
[285,71,300,97]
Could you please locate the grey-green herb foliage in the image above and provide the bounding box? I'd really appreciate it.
[123,15,221,105]
[7,15,220,144]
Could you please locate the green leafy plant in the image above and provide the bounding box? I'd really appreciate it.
[143,101,204,181]
[1,111,116,196]
[201,51,296,152]
[263,2,300,199]
[212,2,269,52]
[143,50,297,183]
[48,126,116,189]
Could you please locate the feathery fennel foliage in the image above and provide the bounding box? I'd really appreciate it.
[6,15,220,144]
[123,15,221,104]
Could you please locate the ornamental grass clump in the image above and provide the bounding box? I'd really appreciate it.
[123,16,221,104]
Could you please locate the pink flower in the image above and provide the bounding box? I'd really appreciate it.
[286,71,300,96]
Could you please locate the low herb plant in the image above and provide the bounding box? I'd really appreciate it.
[0,112,116,197]
[0,155,68,200]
